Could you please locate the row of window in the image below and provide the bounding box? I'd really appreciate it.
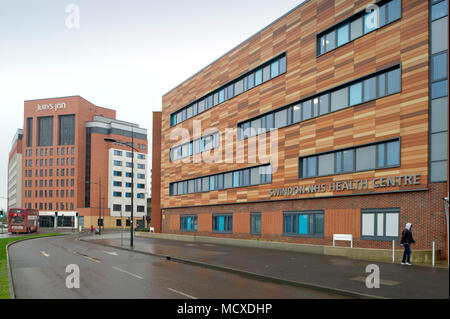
[113,181,146,187]
[26,115,75,147]
[170,53,287,127]
[112,204,146,212]
[237,66,401,140]
[178,209,400,240]
[113,161,146,169]
[429,0,448,183]
[113,150,146,159]
[317,0,401,56]
[112,189,145,197]
[299,139,400,179]
[25,202,75,211]
[25,147,76,157]
[24,189,75,198]
[23,168,75,178]
[24,178,75,188]
[170,132,220,162]
[169,164,272,196]
[112,140,146,151]
[25,157,75,167]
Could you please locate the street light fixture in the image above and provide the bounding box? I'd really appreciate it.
[86,177,102,235]
[104,128,137,247]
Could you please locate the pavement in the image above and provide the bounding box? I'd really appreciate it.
[83,232,449,299]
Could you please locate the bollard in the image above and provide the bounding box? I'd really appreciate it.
[392,240,395,263]
[432,241,435,267]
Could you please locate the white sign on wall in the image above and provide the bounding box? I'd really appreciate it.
[36,103,67,112]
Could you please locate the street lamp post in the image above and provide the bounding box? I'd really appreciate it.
[85,178,102,235]
[104,128,136,247]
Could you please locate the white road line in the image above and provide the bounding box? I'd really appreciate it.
[40,251,49,257]
[167,288,198,299]
[103,250,118,256]
[112,266,144,280]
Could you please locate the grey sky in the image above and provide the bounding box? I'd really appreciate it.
[0,0,304,209]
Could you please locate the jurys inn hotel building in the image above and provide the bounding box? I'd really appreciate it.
[151,0,449,261]
[8,96,149,229]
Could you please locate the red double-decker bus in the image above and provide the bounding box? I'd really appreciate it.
[8,208,40,234]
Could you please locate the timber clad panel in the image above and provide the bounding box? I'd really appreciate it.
[159,0,436,234]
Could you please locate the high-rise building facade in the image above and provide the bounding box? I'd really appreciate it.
[8,129,23,209]
[16,95,148,229]
[153,0,449,258]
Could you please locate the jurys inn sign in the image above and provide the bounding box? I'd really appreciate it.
[36,102,67,112]
[270,174,421,197]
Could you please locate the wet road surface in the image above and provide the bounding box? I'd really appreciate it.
[8,234,348,299]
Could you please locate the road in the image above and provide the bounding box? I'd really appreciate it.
[8,234,347,299]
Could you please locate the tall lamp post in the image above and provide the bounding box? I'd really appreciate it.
[104,128,137,247]
[86,177,102,235]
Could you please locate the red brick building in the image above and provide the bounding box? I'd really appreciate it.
[15,96,148,229]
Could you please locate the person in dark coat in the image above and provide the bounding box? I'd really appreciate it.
[400,223,416,265]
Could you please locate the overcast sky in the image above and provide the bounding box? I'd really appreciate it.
[0,0,304,209]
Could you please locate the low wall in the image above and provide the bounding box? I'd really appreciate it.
[136,232,441,264]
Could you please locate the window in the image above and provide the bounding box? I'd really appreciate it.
[38,116,54,146]
[350,16,363,41]
[170,53,286,126]
[283,211,324,237]
[113,192,122,197]
[325,30,336,52]
[114,171,122,177]
[356,145,376,171]
[116,219,122,227]
[213,214,233,233]
[349,82,362,106]
[363,77,377,102]
[59,115,75,145]
[432,52,448,81]
[331,87,349,112]
[300,139,400,178]
[114,150,122,156]
[250,213,261,234]
[114,160,122,166]
[387,68,401,95]
[361,209,399,239]
[113,181,122,187]
[337,23,349,46]
[180,215,198,232]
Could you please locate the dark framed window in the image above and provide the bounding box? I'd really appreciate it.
[238,65,401,141]
[299,138,400,179]
[317,0,402,56]
[59,114,75,145]
[250,213,261,234]
[180,215,198,232]
[116,219,122,227]
[283,211,324,237]
[170,53,287,127]
[361,208,399,240]
[212,214,233,233]
[38,116,54,146]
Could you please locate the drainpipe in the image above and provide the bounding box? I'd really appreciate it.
[444,197,449,267]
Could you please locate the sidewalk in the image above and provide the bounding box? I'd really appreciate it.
[82,233,449,299]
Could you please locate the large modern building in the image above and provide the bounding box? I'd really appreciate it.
[8,129,23,209]
[10,95,148,229]
[152,0,449,259]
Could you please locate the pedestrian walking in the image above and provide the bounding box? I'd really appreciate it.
[400,222,416,265]
[90,225,94,233]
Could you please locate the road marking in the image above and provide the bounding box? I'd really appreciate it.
[82,255,101,263]
[167,288,198,299]
[350,276,400,286]
[40,251,50,257]
[112,266,144,280]
[103,250,118,256]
